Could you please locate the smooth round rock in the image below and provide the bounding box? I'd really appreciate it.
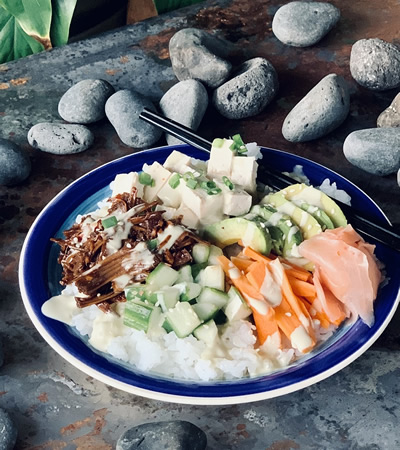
[377,92,400,128]
[169,28,232,89]
[116,421,207,450]
[282,74,350,142]
[272,1,340,47]
[58,79,115,124]
[28,123,94,155]
[0,138,31,186]
[159,80,208,146]
[105,90,162,148]
[397,168,400,187]
[212,57,279,119]
[350,39,400,91]
[0,336,3,368]
[0,408,17,450]
[343,128,400,176]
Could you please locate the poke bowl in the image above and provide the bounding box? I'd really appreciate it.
[19,143,400,405]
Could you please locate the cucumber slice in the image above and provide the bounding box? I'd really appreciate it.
[192,302,220,322]
[199,265,225,291]
[191,262,207,280]
[165,302,202,338]
[193,320,218,345]
[156,287,180,312]
[176,282,202,302]
[123,300,162,333]
[208,245,223,264]
[176,265,193,283]
[197,287,228,309]
[192,243,211,264]
[124,284,150,301]
[224,286,252,322]
[146,263,179,289]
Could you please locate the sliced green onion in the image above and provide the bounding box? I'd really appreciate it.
[183,172,195,181]
[102,216,118,229]
[200,181,221,195]
[222,176,234,190]
[139,172,154,186]
[147,239,158,251]
[168,173,181,189]
[212,138,224,148]
[186,178,198,189]
[207,188,222,195]
[229,134,247,155]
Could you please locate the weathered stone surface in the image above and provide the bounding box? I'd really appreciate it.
[282,74,350,142]
[58,79,115,124]
[169,28,232,88]
[0,408,17,450]
[116,421,207,450]
[212,57,279,119]
[28,123,94,154]
[343,128,400,175]
[350,38,400,91]
[105,90,162,148]
[398,168,400,187]
[0,336,3,368]
[377,92,400,128]
[272,1,340,47]
[0,138,31,186]
[159,80,208,146]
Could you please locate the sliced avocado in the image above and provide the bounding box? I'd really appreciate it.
[279,183,347,228]
[203,217,272,255]
[297,201,335,230]
[261,193,322,240]
[250,205,303,257]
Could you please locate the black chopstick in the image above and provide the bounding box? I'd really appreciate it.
[139,108,400,251]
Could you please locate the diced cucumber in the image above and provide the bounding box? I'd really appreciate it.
[199,265,225,291]
[224,286,252,322]
[176,265,193,283]
[191,262,207,280]
[165,302,202,338]
[214,309,227,325]
[146,263,179,289]
[123,300,162,333]
[208,245,223,264]
[124,284,150,301]
[197,287,228,309]
[175,282,202,302]
[193,320,218,345]
[156,287,180,312]
[192,302,220,322]
[162,318,174,333]
[192,243,210,264]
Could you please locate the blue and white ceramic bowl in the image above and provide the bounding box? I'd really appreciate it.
[19,145,400,405]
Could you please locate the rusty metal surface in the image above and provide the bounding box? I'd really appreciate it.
[0,0,400,448]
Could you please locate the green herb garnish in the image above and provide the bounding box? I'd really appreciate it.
[139,172,154,186]
[186,178,198,189]
[222,176,234,190]
[147,239,158,251]
[102,216,118,229]
[212,138,224,148]
[168,173,181,189]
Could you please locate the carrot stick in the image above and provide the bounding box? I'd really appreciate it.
[284,267,312,282]
[287,275,317,298]
[242,246,272,264]
[231,256,253,271]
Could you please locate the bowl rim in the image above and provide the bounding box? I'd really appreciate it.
[18,144,400,405]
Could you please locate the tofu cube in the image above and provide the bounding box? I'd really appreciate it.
[180,184,224,224]
[215,181,252,216]
[230,156,258,193]
[163,150,192,172]
[142,162,171,202]
[207,139,235,179]
[155,204,177,221]
[176,204,200,229]
[111,172,144,198]
[157,173,183,207]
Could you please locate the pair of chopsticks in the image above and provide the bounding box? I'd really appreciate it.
[139,108,400,251]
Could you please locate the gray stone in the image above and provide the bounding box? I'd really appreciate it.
[350,39,400,91]
[272,1,340,47]
[0,336,3,367]
[28,123,94,155]
[0,408,17,450]
[343,128,400,176]
[169,28,232,89]
[116,420,207,450]
[159,80,208,146]
[282,74,350,142]
[105,90,162,148]
[377,92,400,128]
[212,57,279,119]
[0,138,31,186]
[58,79,115,124]
[398,168,400,187]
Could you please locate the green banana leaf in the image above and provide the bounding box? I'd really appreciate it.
[50,0,77,48]
[0,0,77,64]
